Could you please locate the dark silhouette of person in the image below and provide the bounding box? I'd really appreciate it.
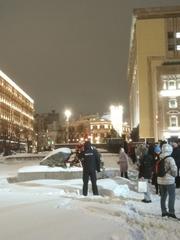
[80,141,100,196]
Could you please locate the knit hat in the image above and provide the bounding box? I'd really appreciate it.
[154,145,161,154]
[161,143,173,157]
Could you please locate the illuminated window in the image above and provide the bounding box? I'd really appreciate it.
[176,45,180,51]
[176,32,180,38]
[169,99,177,108]
[170,115,178,127]
[168,80,176,90]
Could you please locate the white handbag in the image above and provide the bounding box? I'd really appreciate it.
[138,180,147,193]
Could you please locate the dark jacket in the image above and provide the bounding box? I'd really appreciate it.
[139,153,153,179]
[80,143,100,172]
[171,146,180,168]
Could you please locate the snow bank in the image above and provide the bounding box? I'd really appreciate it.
[18,165,82,173]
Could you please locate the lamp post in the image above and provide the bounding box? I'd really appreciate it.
[64,109,72,143]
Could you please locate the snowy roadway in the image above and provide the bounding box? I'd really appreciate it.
[0,156,180,240]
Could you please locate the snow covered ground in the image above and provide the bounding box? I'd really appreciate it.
[0,153,180,240]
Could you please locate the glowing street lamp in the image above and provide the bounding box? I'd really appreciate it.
[110,105,123,137]
[64,109,72,122]
[64,109,72,143]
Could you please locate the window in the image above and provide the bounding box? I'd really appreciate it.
[170,115,178,127]
[168,80,176,90]
[176,32,180,38]
[169,99,177,108]
[168,32,175,51]
[176,45,180,51]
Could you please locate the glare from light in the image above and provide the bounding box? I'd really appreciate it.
[64,109,72,121]
[110,105,123,137]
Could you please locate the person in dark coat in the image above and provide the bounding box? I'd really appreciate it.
[139,146,153,203]
[80,141,100,196]
[152,144,161,194]
[171,141,180,188]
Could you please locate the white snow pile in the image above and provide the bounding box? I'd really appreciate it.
[0,157,180,240]
[18,165,82,173]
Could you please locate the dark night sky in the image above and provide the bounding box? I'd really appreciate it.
[0,0,180,119]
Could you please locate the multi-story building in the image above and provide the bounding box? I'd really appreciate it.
[89,117,113,144]
[0,70,34,153]
[128,6,180,141]
[65,114,130,144]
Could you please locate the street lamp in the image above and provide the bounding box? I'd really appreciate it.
[64,109,72,143]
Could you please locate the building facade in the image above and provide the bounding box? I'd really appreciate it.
[63,114,130,144]
[0,70,34,153]
[128,6,180,141]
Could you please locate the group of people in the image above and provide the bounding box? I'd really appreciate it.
[78,139,179,219]
[135,141,179,219]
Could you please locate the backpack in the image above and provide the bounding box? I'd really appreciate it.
[156,156,170,177]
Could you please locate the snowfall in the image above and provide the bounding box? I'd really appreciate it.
[0,151,180,240]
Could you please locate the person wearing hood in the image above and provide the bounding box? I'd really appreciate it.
[80,141,100,196]
[157,143,177,218]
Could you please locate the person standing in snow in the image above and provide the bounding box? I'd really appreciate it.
[152,144,161,194]
[171,141,180,188]
[138,146,153,203]
[117,147,129,178]
[157,143,177,218]
[79,141,100,196]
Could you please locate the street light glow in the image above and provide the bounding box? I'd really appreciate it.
[110,105,123,137]
[64,109,72,121]
[64,109,72,143]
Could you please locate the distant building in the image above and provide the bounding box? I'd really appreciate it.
[0,70,34,153]
[128,6,180,141]
[66,114,130,144]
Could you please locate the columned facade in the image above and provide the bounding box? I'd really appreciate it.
[128,6,180,141]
